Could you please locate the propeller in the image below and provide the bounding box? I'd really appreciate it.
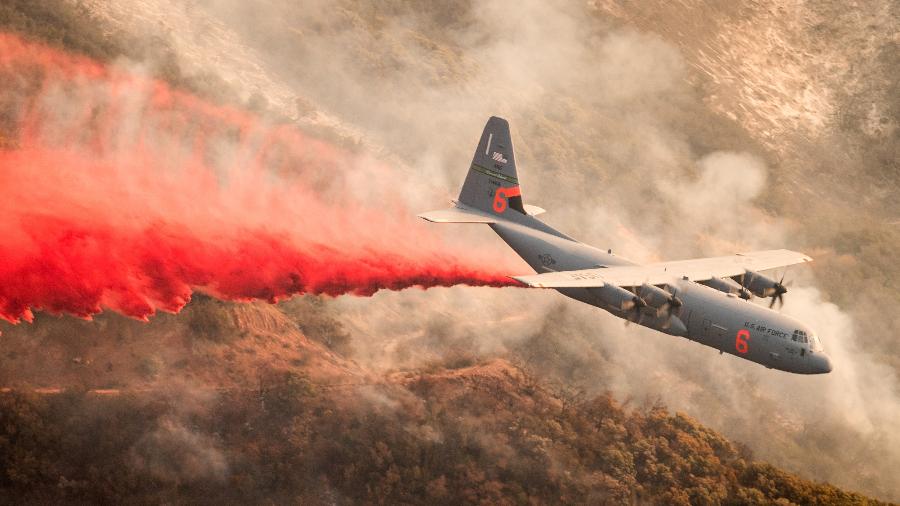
[659,287,682,330]
[768,271,790,309]
[737,271,752,300]
[628,284,682,330]
[623,292,647,327]
[656,287,682,317]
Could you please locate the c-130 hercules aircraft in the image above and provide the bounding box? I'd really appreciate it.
[420,117,832,374]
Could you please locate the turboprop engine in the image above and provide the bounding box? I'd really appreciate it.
[701,277,752,300]
[637,283,682,316]
[591,284,645,312]
[734,270,789,308]
[638,284,687,335]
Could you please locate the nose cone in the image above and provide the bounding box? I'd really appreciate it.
[810,353,833,374]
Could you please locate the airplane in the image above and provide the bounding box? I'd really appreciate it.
[420,116,832,374]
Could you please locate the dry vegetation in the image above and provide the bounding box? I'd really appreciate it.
[0,0,239,106]
[1,1,896,504]
[0,361,882,505]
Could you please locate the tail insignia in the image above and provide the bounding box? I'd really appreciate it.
[492,186,521,213]
[457,116,526,216]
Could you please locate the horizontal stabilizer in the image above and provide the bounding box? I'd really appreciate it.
[523,204,546,216]
[418,205,497,224]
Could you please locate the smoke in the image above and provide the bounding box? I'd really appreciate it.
[0,33,520,324]
[180,1,899,498]
[28,0,900,500]
[127,381,229,484]
[130,418,228,483]
[657,152,773,251]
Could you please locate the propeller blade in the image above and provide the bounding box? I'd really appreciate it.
[738,271,753,299]
[624,304,638,326]
[769,296,777,308]
[625,308,639,326]
[661,316,671,330]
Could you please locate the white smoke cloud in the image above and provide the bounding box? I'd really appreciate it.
[130,417,229,483]
[74,0,900,499]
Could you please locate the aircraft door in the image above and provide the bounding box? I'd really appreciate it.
[711,322,728,349]
[698,316,726,347]
[701,317,712,344]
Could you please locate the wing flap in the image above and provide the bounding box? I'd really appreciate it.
[513,249,812,288]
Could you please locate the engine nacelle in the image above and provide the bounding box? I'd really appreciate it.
[664,315,687,336]
[591,284,643,311]
[638,283,676,309]
[638,312,688,336]
[734,271,778,298]
[701,277,751,299]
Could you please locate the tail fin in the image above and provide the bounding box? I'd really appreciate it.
[419,116,544,224]
[458,116,527,216]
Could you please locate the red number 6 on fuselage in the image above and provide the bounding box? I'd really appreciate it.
[735,329,750,354]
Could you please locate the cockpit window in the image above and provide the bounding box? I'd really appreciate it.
[809,334,823,351]
[792,330,811,344]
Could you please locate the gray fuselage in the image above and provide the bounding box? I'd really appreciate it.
[490,217,832,374]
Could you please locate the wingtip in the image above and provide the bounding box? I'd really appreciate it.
[509,275,539,288]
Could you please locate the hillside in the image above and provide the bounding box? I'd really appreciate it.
[0,300,882,505]
[1,0,898,503]
[0,296,366,391]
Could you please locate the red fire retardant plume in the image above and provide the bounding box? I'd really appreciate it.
[0,33,520,324]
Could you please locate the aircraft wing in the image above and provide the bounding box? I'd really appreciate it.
[512,249,812,288]
[418,203,497,223]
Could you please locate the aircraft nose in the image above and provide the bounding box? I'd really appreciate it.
[811,353,833,374]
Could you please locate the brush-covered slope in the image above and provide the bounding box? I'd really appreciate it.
[0,339,883,505]
[0,1,895,503]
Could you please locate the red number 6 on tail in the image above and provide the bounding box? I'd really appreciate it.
[492,186,521,214]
